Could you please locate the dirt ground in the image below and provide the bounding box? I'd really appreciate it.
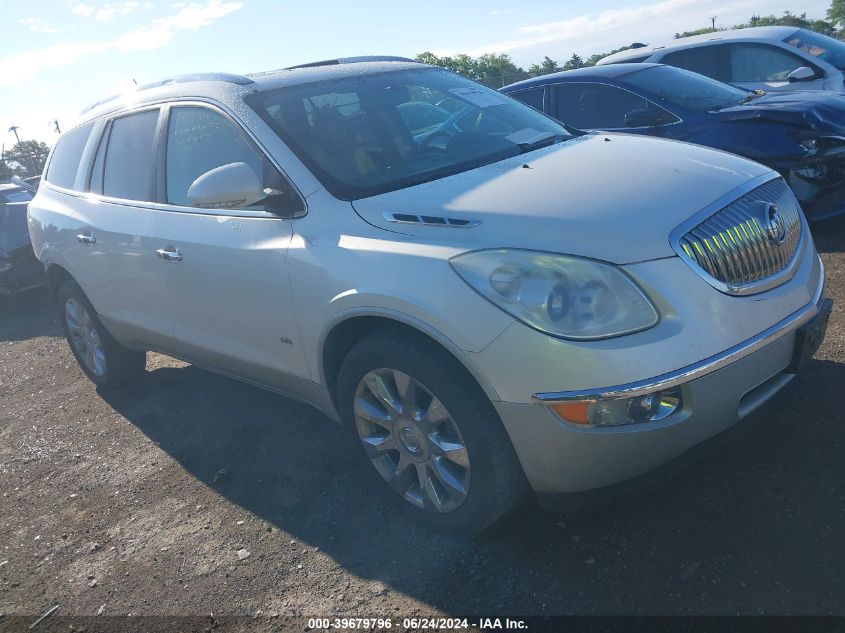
[1,215,844,626]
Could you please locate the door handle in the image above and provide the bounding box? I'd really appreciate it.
[156,247,183,263]
[76,232,96,245]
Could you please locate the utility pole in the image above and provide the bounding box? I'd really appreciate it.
[710,16,717,30]
[50,119,61,134]
[8,125,22,146]
[7,125,38,176]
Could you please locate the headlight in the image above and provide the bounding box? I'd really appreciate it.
[450,249,659,340]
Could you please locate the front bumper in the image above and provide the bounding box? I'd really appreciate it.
[493,293,830,495]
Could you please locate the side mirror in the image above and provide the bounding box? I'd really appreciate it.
[787,66,816,82]
[187,162,265,210]
[624,108,665,128]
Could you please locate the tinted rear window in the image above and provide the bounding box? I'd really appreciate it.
[102,109,160,201]
[509,88,545,111]
[662,45,729,82]
[45,122,94,190]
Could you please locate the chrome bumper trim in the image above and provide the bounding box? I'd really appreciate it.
[533,270,825,404]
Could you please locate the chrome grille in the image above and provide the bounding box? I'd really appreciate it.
[673,178,804,295]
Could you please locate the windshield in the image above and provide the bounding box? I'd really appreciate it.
[0,187,33,203]
[246,67,569,200]
[784,28,845,71]
[623,64,749,112]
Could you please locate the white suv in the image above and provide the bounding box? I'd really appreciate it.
[598,26,845,93]
[28,59,830,533]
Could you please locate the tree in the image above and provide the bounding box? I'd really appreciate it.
[830,0,845,30]
[2,139,49,178]
[474,53,529,86]
[561,53,584,70]
[675,27,719,38]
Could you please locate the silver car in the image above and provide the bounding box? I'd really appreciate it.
[598,26,845,93]
[28,59,831,533]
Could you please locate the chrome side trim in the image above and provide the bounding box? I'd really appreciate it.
[533,277,825,404]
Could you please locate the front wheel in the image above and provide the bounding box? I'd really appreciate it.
[57,280,146,389]
[336,329,526,534]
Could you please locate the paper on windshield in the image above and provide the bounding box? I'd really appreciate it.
[449,87,509,108]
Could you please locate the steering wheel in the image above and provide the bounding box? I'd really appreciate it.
[419,129,454,149]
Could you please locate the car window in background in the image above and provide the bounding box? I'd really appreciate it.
[247,67,570,200]
[552,83,675,129]
[662,45,730,82]
[509,88,545,111]
[726,43,811,82]
[45,122,94,190]
[623,65,747,112]
[785,28,845,70]
[102,109,159,201]
[0,188,34,203]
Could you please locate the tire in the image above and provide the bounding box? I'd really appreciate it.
[336,328,526,534]
[57,279,146,389]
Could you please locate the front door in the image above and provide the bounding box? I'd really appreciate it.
[149,104,310,386]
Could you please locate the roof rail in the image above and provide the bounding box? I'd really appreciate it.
[79,72,254,115]
[284,55,416,70]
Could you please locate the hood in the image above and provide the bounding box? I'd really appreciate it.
[717,91,845,135]
[351,133,771,264]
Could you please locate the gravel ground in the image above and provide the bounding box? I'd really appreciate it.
[1,215,844,624]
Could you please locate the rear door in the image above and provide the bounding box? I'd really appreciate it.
[148,102,311,387]
[41,112,168,350]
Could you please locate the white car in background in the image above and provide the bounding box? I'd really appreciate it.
[598,26,845,93]
[28,59,831,533]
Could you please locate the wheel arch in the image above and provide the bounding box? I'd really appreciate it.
[319,308,502,411]
[44,263,75,301]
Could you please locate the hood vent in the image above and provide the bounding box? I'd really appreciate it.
[383,212,480,228]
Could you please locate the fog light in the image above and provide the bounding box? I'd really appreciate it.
[551,388,682,427]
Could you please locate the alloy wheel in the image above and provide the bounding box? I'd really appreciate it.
[64,298,106,377]
[353,368,471,513]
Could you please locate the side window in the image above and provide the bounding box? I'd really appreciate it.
[726,44,814,82]
[102,109,160,201]
[165,106,301,215]
[509,88,545,112]
[662,45,730,82]
[552,83,674,129]
[45,122,94,190]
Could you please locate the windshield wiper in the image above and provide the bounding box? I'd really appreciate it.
[516,134,566,155]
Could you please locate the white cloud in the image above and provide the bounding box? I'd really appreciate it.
[96,5,117,20]
[0,0,243,86]
[436,0,831,63]
[18,16,61,33]
[71,2,95,16]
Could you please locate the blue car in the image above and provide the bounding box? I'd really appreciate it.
[502,63,845,220]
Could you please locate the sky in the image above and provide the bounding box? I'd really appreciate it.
[0,0,833,149]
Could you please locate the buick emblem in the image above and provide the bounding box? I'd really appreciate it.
[754,201,786,244]
[764,204,786,243]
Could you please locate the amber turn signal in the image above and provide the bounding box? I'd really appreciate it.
[551,402,591,425]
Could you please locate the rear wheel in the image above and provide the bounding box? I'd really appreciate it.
[337,329,525,534]
[57,280,146,389]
